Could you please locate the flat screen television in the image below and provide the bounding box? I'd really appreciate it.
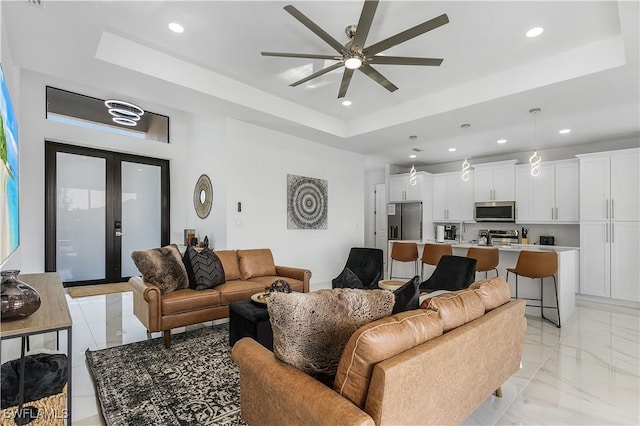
[0,63,19,265]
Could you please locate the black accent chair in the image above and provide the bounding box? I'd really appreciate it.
[332,247,384,290]
[420,255,477,292]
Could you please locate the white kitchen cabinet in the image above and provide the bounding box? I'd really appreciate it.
[389,172,425,202]
[579,222,610,298]
[580,221,640,302]
[578,148,639,221]
[515,159,578,223]
[578,148,640,303]
[432,172,474,221]
[473,160,516,202]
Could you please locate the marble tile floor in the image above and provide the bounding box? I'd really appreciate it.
[1,285,638,426]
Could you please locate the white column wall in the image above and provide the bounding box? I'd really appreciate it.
[225,119,365,284]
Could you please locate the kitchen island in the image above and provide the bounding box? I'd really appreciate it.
[388,240,579,322]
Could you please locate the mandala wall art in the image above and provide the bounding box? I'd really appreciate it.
[287,174,328,230]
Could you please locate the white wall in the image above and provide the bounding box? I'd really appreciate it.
[225,119,365,284]
[14,70,200,273]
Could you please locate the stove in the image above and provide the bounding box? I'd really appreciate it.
[479,229,520,246]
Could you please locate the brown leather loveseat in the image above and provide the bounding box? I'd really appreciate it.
[232,277,526,425]
[130,248,311,348]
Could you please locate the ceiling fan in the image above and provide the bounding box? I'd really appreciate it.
[261,0,449,98]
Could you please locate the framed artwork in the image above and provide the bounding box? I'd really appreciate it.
[1,64,19,264]
[287,174,328,230]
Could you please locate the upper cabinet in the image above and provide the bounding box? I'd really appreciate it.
[432,172,474,222]
[473,160,517,202]
[389,172,426,202]
[515,159,579,223]
[578,149,639,222]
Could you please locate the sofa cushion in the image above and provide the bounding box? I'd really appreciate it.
[267,289,394,385]
[161,288,221,315]
[182,246,225,290]
[392,275,421,314]
[215,280,267,305]
[468,276,512,311]
[245,276,304,293]
[131,244,188,294]
[421,288,484,332]
[214,250,241,281]
[237,249,277,280]
[334,309,443,408]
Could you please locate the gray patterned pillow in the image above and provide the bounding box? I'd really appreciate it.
[267,289,394,385]
[131,244,188,294]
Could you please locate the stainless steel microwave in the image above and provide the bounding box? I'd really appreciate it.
[474,201,516,222]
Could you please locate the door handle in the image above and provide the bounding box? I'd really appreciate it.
[611,223,614,243]
[611,199,614,220]
[605,223,609,243]
[115,231,124,237]
[605,199,609,219]
[551,207,554,220]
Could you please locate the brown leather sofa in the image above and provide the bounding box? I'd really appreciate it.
[130,248,311,348]
[231,277,526,425]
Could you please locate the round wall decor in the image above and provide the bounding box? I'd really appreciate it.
[193,174,213,219]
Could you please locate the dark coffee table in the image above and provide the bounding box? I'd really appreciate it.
[229,299,273,350]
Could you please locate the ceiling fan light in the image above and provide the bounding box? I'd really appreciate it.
[344,56,363,69]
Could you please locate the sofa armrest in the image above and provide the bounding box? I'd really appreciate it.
[129,276,162,332]
[275,265,312,293]
[231,338,373,426]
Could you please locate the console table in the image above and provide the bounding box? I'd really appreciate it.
[1,272,72,425]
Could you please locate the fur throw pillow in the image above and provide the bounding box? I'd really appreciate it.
[131,244,188,294]
[267,289,394,385]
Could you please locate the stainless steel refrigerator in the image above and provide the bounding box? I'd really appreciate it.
[387,202,422,240]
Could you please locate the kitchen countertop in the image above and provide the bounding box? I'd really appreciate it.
[389,240,579,252]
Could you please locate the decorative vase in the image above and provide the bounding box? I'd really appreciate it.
[1,270,42,321]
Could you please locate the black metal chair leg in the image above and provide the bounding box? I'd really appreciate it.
[540,277,544,318]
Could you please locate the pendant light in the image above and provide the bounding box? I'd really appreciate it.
[409,135,418,185]
[460,124,472,181]
[529,108,542,176]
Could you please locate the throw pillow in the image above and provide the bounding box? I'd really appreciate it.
[332,267,364,289]
[237,249,277,280]
[131,244,188,294]
[182,246,225,290]
[267,289,394,386]
[392,275,421,314]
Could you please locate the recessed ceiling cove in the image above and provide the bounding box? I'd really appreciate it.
[262,0,448,98]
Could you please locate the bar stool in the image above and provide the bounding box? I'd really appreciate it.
[466,247,499,278]
[506,250,560,328]
[389,242,419,280]
[420,243,452,281]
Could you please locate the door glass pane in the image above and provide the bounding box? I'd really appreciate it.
[56,153,106,281]
[121,162,161,277]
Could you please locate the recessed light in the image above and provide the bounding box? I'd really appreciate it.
[526,27,544,38]
[409,154,417,159]
[559,129,571,134]
[168,22,184,33]
[448,148,456,152]
[497,139,507,144]
[341,100,352,106]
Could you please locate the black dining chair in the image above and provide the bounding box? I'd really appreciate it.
[332,247,384,290]
[420,255,477,293]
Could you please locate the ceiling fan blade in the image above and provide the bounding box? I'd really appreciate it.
[338,68,355,98]
[284,5,345,54]
[365,14,449,56]
[290,62,344,87]
[359,64,398,92]
[351,0,379,53]
[368,56,443,66]
[261,52,339,60]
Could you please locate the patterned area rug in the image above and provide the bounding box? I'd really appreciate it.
[86,324,245,425]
